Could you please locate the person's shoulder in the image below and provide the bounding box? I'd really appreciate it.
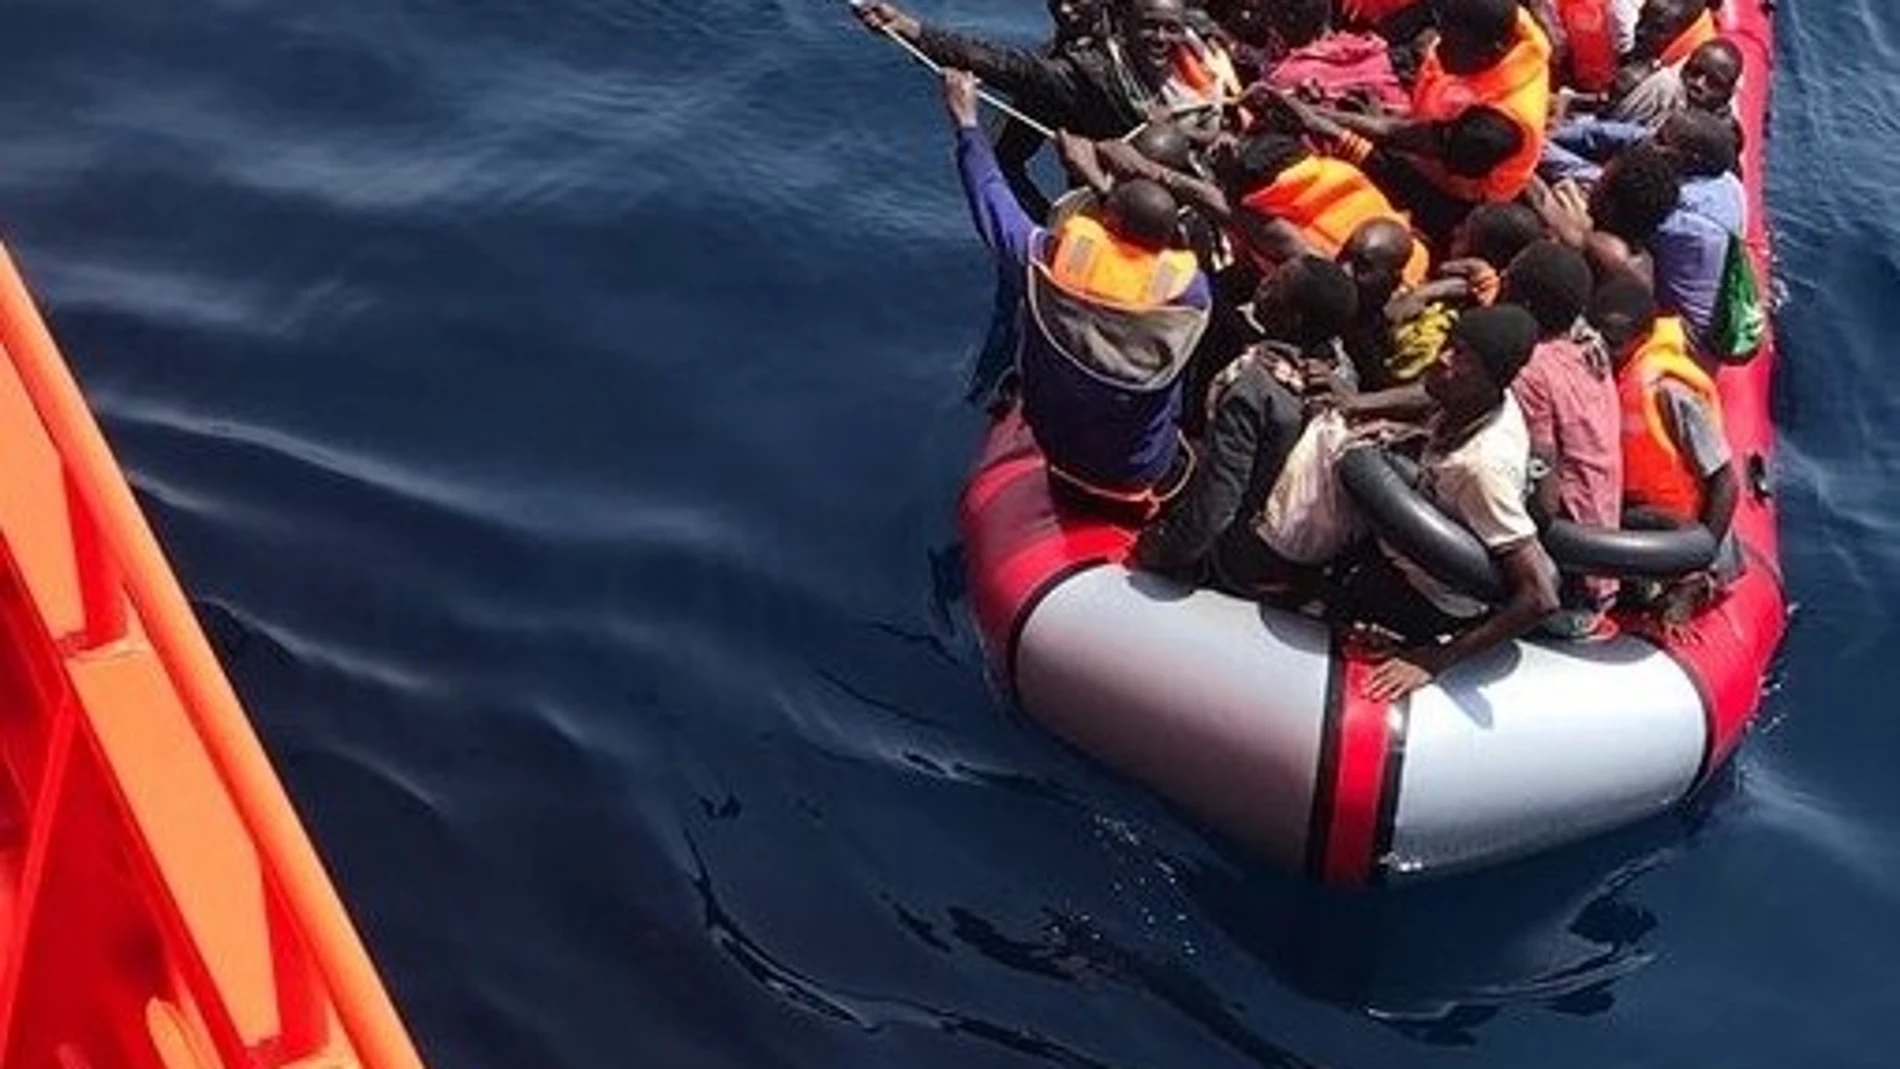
[1496,391,1530,434]
[1511,342,1561,392]
[1476,395,1532,468]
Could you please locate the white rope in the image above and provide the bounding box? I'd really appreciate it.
[850,2,1060,139]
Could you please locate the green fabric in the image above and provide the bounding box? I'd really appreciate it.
[1711,232,1767,364]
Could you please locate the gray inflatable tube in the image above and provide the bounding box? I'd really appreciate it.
[1337,447,1719,599]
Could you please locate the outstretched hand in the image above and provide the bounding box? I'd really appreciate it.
[852,1,919,40]
[942,69,981,129]
[1549,179,1591,224]
[1246,84,1331,137]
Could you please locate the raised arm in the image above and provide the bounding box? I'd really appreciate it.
[946,71,1039,270]
[855,3,1083,124]
[1095,139,1234,219]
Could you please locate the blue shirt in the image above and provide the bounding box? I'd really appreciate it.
[954,125,1211,490]
[1542,121,1746,350]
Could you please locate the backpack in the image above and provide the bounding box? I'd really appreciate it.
[1710,231,1767,364]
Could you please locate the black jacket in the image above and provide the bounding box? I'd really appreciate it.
[1133,345,1307,580]
[914,25,1145,140]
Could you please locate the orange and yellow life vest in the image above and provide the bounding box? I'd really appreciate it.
[1168,33,1247,127]
[1046,214,1197,309]
[1172,34,1242,104]
[1237,156,1429,286]
[1411,8,1553,202]
[1617,316,1724,522]
[1658,8,1719,68]
[1556,0,1618,93]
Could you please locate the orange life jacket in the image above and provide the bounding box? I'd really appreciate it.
[1047,213,1197,309]
[1411,9,1553,202]
[1617,316,1723,523]
[1171,34,1242,104]
[1556,0,1618,93]
[1658,9,1718,68]
[1169,33,1248,127]
[1237,155,1429,286]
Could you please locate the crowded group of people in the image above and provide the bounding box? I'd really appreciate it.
[855,0,1759,699]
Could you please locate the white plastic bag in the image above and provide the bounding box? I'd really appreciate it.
[1253,410,1364,565]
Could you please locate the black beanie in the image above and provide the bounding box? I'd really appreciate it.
[1451,305,1540,389]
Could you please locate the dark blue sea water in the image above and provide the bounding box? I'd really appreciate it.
[3,1,1896,1065]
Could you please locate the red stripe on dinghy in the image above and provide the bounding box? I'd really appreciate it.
[959,411,1136,667]
[1634,538,1788,784]
[1303,652,1347,880]
[1319,654,1402,886]
[1638,0,1787,787]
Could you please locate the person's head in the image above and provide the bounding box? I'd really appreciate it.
[1500,241,1594,338]
[1103,178,1181,248]
[1682,37,1743,113]
[1633,0,1708,62]
[1130,121,1194,172]
[1048,0,1108,42]
[1338,218,1416,310]
[1122,0,1189,79]
[1208,130,1308,195]
[1425,304,1539,414]
[1253,255,1360,350]
[1591,142,1682,243]
[1655,108,1738,177]
[1207,0,1279,47]
[1450,201,1548,267]
[1431,0,1519,74]
[1270,0,1333,50]
[1587,273,1660,370]
[1441,109,1523,179]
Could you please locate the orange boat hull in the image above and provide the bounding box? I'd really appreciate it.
[0,246,421,1068]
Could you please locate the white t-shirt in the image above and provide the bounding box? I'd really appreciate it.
[1612,0,1643,56]
[1386,395,1538,619]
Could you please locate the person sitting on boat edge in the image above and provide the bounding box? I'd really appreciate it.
[1588,276,1743,621]
[1679,37,1743,117]
[1332,305,1562,701]
[944,70,1211,524]
[1498,240,1624,637]
[1633,0,1719,70]
[1596,0,1725,125]
[1540,110,1743,354]
[1132,256,1360,590]
[977,119,1212,408]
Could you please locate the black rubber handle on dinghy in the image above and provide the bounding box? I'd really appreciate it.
[1340,448,1721,601]
[1541,520,1719,578]
[1338,445,1507,602]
